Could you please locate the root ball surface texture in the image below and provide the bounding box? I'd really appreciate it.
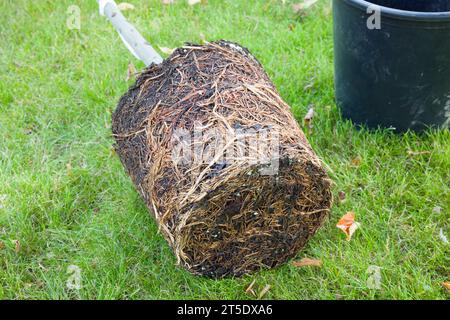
[112,40,332,277]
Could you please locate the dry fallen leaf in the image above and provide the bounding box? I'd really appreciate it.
[350,156,362,167]
[292,0,319,13]
[303,107,314,128]
[337,211,360,241]
[442,282,450,291]
[258,284,271,299]
[13,239,21,253]
[188,0,201,5]
[0,241,5,250]
[126,62,137,81]
[159,46,175,55]
[245,279,256,296]
[292,257,322,267]
[117,2,135,11]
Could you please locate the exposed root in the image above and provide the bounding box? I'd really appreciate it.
[112,40,332,277]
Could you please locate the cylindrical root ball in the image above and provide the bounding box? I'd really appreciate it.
[112,40,332,277]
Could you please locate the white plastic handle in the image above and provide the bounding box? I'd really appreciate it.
[98,0,163,66]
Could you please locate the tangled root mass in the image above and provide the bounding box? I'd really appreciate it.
[112,40,332,277]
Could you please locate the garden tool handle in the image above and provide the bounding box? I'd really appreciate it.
[98,0,163,65]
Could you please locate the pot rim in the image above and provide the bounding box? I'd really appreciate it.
[343,0,450,22]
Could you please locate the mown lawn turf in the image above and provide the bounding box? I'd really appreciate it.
[0,0,448,299]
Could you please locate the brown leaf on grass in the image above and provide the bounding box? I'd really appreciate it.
[245,279,256,297]
[117,2,135,11]
[126,62,137,81]
[292,0,319,13]
[336,211,360,241]
[258,284,271,299]
[13,240,21,253]
[0,241,5,250]
[350,156,362,167]
[303,107,314,128]
[292,257,322,267]
[442,282,450,291]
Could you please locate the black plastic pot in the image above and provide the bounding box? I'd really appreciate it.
[333,0,450,132]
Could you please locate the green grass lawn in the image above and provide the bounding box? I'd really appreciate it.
[0,0,449,299]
